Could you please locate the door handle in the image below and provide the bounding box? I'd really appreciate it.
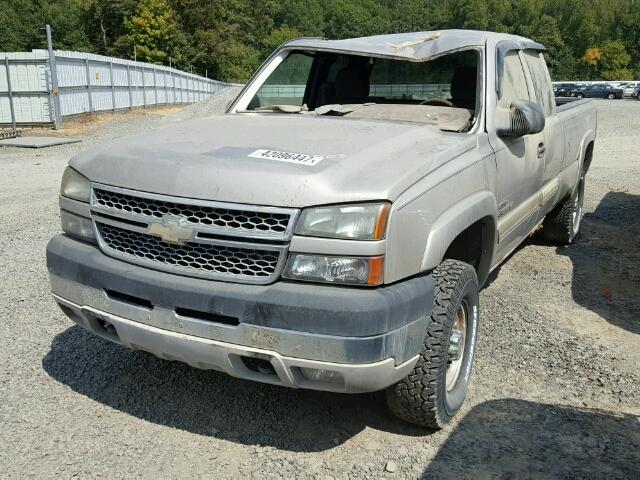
[537,143,546,158]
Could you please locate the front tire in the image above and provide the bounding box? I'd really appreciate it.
[542,176,585,244]
[386,260,479,429]
[607,93,616,100]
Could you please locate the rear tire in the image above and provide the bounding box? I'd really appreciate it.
[386,260,479,429]
[607,93,616,100]
[542,176,585,244]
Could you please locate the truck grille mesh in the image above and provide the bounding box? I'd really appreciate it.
[97,222,281,279]
[94,188,291,235]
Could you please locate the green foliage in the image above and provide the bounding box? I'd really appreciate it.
[76,0,137,55]
[323,0,391,39]
[276,0,324,36]
[215,43,263,83]
[2,0,639,82]
[0,0,92,51]
[124,0,185,64]
[580,41,633,80]
[599,41,633,80]
[263,26,303,55]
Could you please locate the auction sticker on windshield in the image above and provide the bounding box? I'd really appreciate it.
[248,149,324,166]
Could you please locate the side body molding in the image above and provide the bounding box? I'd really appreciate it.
[421,191,498,282]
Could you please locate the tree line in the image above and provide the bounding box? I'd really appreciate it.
[2,0,639,83]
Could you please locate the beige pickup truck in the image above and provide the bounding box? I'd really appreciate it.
[47,30,596,428]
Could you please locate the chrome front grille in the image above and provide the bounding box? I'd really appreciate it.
[90,184,297,284]
[98,222,281,279]
[93,186,296,240]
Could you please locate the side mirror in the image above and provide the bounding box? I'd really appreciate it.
[496,100,545,137]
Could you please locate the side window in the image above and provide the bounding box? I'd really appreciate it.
[499,51,530,108]
[523,50,554,117]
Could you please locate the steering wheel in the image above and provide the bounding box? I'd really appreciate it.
[420,98,454,107]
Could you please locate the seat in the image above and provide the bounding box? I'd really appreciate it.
[332,62,370,104]
[450,66,477,109]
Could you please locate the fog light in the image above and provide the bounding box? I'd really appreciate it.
[60,209,95,242]
[299,367,345,386]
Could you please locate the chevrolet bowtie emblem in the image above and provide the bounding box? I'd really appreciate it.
[147,216,194,245]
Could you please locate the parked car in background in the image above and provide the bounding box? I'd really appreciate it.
[574,83,623,99]
[567,83,588,96]
[635,84,640,99]
[622,82,640,97]
[553,83,580,97]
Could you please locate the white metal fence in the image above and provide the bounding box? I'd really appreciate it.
[258,84,451,98]
[0,49,234,128]
[255,83,451,106]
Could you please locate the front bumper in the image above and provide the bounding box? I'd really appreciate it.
[47,235,434,393]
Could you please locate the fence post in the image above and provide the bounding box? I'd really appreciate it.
[141,66,146,108]
[45,24,61,129]
[84,58,93,113]
[109,61,116,112]
[126,64,133,108]
[152,67,157,105]
[172,71,176,104]
[3,58,17,132]
[163,71,168,105]
[44,67,56,127]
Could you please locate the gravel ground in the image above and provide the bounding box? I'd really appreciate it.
[163,86,243,123]
[1,95,639,479]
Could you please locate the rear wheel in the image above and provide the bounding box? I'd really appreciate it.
[576,93,584,99]
[542,176,585,244]
[607,92,616,100]
[386,260,479,429]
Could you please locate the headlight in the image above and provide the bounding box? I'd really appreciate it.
[283,253,384,286]
[295,202,390,240]
[60,167,91,203]
[60,210,95,242]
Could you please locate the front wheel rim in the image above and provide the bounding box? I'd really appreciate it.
[446,301,468,392]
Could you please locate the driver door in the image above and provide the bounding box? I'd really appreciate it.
[489,50,545,264]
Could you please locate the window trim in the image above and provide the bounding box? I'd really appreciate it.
[495,40,545,97]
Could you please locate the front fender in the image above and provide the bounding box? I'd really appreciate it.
[421,191,498,282]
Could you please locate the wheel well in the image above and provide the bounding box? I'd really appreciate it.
[443,216,495,286]
[582,141,594,176]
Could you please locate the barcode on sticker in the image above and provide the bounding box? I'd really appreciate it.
[248,149,323,165]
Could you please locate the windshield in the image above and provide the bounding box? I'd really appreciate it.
[246,49,480,132]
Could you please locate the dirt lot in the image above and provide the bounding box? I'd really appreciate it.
[1,98,639,479]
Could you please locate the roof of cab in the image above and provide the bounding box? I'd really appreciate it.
[284,29,539,61]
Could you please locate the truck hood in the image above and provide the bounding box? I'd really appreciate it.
[70,114,476,208]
